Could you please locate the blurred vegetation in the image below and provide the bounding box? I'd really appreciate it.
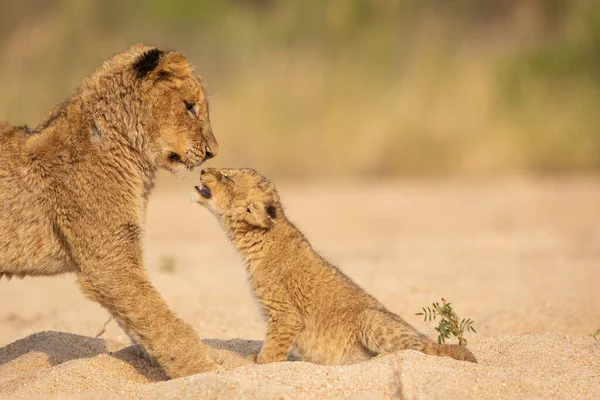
[0,0,598,177]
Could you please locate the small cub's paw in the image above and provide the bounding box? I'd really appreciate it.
[247,353,258,363]
[255,351,283,364]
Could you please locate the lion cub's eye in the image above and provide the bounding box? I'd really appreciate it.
[184,101,197,117]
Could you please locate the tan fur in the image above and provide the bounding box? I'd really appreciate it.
[193,168,477,365]
[0,45,219,378]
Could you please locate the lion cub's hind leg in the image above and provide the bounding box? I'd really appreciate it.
[357,309,477,363]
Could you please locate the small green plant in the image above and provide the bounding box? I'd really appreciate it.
[416,298,476,346]
[590,329,600,341]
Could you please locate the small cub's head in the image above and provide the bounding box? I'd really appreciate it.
[193,168,280,228]
[127,45,218,178]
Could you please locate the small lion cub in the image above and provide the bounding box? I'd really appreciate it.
[193,168,477,365]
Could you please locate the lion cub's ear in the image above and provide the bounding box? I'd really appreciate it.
[133,48,164,78]
[245,202,277,228]
[133,48,191,81]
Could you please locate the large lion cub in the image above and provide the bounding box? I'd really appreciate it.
[193,168,477,365]
[0,45,219,378]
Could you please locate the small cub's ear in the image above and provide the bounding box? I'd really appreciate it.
[265,204,277,220]
[133,48,164,78]
[245,202,277,228]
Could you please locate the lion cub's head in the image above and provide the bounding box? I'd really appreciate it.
[93,45,219,178]
[193,168,280,229]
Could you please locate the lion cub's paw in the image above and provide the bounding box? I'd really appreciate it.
[250,351,286,364]
[203,361,223,372]
[247,352,275,364]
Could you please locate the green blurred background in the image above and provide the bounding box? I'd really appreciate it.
[1,0,598,178]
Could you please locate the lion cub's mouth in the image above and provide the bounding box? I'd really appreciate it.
[195,184,212,199]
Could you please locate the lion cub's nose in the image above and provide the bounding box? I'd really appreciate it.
[204,145,215,160]
[200,169,206,175]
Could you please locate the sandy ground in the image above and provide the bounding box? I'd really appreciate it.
[1,176,599,399]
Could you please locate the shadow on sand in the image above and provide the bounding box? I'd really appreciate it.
[0,331,263,382]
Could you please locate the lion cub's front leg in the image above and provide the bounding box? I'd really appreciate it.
[113,317,159,366]
[75,229,217,378]
[251,313,303,364]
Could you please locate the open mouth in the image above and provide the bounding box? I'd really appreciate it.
[194,184,212,199]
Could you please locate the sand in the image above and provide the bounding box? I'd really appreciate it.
[1,176,599,399]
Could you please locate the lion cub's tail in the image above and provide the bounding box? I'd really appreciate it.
[358,309,477,363]
[421,340,477,363]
